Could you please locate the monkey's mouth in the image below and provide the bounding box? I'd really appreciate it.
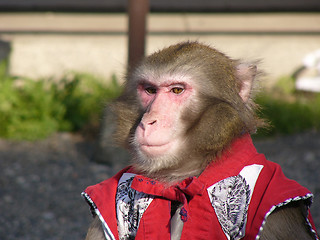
[139,142,171,156]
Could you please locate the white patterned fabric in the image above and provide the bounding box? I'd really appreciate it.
[116,173,154,240]
[207,164,263,240]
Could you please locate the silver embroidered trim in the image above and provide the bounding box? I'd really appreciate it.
[82,192,116,240]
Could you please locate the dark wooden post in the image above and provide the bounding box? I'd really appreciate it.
[127,0,149,69]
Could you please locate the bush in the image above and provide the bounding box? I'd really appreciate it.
[52,73,122,132]
[1,60,319,141]
[0,61,121,140]
[255,76,320,137]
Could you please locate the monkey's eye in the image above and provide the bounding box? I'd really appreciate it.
[145,87,157,95]
[171,87,184,95]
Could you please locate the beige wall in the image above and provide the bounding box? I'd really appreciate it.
[147,35,320,86]
[1,13,319,86]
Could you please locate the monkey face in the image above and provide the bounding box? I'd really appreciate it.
[132,73,197,170]
[113,41,263,182]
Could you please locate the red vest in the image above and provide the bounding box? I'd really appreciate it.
[82,134,318,240]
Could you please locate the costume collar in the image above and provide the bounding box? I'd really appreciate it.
[128,134,258,223]
[198,133,258,186]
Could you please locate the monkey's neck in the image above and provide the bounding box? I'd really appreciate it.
[132,135,248,185]
[132,155,210,185]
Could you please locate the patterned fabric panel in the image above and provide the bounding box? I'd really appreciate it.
[116,173,154,240]
[207,164,264,240]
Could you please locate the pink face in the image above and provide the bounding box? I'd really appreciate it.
[134,75,195,158]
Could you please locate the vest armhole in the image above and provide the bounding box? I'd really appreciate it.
[256,193,318,240]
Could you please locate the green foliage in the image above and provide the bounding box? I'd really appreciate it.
[256,77,320,137]
[274,75,296,94]
[52,73,122,132]
[1,59,319,141]
[0,61,122,140]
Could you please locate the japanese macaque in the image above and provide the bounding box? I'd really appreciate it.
[83,42,318,240]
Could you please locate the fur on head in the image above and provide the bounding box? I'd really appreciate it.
[111,41,265,182]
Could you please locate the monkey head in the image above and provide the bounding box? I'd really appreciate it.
[111,41,264,183]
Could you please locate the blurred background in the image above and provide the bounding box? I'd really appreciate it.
[0,0,320,83]
[0,1,319,239]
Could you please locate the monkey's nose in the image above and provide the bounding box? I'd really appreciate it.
[138,122,145,131]
[148,120,157,125]
[139,119,157,131]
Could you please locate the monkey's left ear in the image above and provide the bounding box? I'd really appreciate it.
[236,63,257,102]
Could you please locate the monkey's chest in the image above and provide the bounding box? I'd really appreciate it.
[115,166,262,240]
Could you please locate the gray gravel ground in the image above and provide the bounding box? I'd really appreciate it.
[0,131,319,240]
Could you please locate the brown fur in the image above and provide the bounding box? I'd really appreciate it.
[259,201,316,240]
[111,41,265,182]
[85,217,105,240]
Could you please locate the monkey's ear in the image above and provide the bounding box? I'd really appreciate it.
[236,63,257,102]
